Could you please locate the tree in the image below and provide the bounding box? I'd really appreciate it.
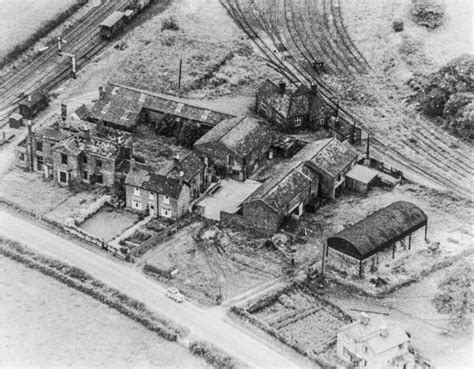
[432,262,473,329]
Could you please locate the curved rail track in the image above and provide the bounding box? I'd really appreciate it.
[221,0,473,199]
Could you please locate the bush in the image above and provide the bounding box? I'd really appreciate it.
[161,17,179,32]
[189,340,248,369]
[392,19,404,32]
[411,0,445,29]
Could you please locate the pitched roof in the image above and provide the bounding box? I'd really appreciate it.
[157,152,205,182]
[304,138,358,178]
[20,91,46,109]
[194,116,271,157]
[346,165,379,184]
[256,79,310,119]
[89,83,233,130]
[340,316,410,355]
[100,11,125,28]
[125,162,184,199]
[328,201,428,260]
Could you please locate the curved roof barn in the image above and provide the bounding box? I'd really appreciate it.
[327,201,428,260]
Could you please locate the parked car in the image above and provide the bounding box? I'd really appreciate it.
[166,287,185,303]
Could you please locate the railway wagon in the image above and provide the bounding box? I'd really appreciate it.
[99,11,126,39]
[18,91,48,120]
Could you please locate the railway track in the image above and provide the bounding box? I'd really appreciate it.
[221,0,473,199]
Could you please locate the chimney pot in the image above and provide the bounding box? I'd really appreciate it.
[279,81,286,94]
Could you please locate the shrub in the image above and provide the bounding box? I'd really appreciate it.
[189,340,248,369]
[411,0,445,29]
[161,17,179,32]
[392,19,404,32]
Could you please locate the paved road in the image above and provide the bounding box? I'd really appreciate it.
[0,210,308,369]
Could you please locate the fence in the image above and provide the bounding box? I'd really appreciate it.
[129,224,178,258]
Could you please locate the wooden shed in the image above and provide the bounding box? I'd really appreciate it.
[9,113,24,129]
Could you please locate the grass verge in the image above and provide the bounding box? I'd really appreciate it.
[0,236,188,340]
[189,340,249,369]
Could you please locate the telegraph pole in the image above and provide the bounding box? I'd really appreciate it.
[178,58,182,90]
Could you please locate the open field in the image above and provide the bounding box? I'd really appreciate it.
[0,0,78,59]
[0,255,210,368]
[141,221,285,306]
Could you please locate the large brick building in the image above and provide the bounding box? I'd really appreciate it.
[193,115,273,181]
[124,152,206,219]
[256,79,362,143]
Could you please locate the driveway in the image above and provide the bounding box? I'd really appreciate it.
[0,210,310,368]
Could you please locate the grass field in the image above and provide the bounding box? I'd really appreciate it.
[0,0,78,59]
[0,256,210,368]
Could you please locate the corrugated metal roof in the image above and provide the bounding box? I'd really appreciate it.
[328,201,428,260]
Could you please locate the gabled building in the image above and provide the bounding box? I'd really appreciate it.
[337,314,414,369]
[51,126,132,187]
[256,79,362,143]
[303,137,359,199]
[256,80,328,133]
[193,115,273,181]
[88,83,234,137]
[124,152,206,219]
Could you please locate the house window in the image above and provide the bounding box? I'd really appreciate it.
[337,174,342,182]
[319,118,325,126]
[132,199,142,210]
[161,206,172,218]
[227,155,235,166]
[163,195,170,205]
[399,343,405,350]
[260,101,269,114]
[37,156,43,169]
[59,171,67,184]
[96,174,103,184]
[343,348,352,361]
[82,171,89,181]
[149,193,155,201]
[363,345,369,353]
[36,141,43,152]
[83,155,88,164]
[294,118,302,127]
[61,153,68,165]
[134,187,141,196]
[19,152,25,161]
[96,159,103,168]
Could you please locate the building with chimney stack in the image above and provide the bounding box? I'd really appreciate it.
[255,79,361,143]
[336,314,414,369]
[124,151,206,219]
[193,115,274,181]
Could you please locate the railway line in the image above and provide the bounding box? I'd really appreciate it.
[221,0,472,199]
[0,0,170,126]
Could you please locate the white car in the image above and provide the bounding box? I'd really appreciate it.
[166,287,185,303]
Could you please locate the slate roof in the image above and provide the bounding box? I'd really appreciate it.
[256,79,310,119]
[125,162,184,199]
[328,201,428,260]
[194,116,271,157]
[340,316,410,355]
[89,83,234,130]
[157,151,205,182]
[304,138,358,178]
[35,123,78,142]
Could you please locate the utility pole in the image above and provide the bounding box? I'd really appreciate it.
[57,36,62,52]
[178,58,183,90]
[366,132,370,161]
[60,52,76,79]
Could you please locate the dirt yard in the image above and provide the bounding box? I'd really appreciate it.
[79,206,139,242]
[140,221,285,306]
[0,255,210,368]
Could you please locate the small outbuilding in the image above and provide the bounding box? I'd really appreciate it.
[345,164,379,193]
[18,91,48,120]
[9,113,24,129]
[323,201,428,278]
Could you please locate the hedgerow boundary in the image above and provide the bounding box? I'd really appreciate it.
[0,236,186,340]
[0,0,88,69]
[0,237,248,369]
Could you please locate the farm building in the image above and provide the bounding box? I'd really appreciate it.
[88,84,234,144]
[345,165,379,193]
[255,79,362,143]
[124,152,206,219]
[337,314,414,369]
[51,125,132,187]
[193,115,273,181]
[324,201,428,278]
[303,137,359,199]
[18,91,48,120]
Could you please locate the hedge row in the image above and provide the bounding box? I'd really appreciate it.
[0,238,187,340]
[0,0,88,69]
[189,340,249,369]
